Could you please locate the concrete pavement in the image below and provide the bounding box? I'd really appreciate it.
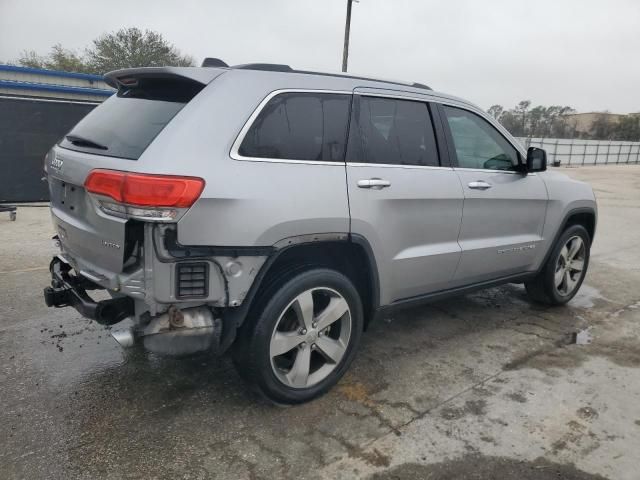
[1,165,639,479]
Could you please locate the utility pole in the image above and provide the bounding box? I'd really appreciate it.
[342,0,354,72]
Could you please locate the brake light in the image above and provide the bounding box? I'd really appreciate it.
[85,169,204,208]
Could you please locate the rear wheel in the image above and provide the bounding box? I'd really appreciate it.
[233,268,363,404]
[525,224,590,305]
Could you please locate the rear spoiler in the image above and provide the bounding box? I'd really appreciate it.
[104,66,226,89]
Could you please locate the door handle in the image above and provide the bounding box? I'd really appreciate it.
[357,178,391,189]
[468,180,492,190]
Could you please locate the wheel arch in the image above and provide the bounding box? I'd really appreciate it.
[538,207,596,274]
[563,209,596,243]
[226,235,380,336]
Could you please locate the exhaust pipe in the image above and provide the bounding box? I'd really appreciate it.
[109,306,221,356]
[110,326,136,348]
[142,306,221,356]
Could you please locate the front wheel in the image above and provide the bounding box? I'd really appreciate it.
[525,224,590,305]
[233,268,363,404]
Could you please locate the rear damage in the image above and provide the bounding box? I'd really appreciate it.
[45,210,267,355]
[42,66,269,356]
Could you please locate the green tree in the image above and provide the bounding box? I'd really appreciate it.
[550,106,576,138]
[487,100,637,141]
[527,105,546,137]
[48,44,87,72]
[590,113,614,140]
[86,27,194,74]
[499,111,522,136]
[15,28,194,74]
[514,100,531,136]
[16,50,47,69]
[487,104,504,120]
[613,115,640,141]
[489,102,578,139]
[17,44,89,72]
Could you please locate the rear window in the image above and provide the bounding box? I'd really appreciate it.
[59,77,203,160]
[238,92,351,162]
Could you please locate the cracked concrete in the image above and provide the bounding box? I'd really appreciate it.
[1,165,640,479]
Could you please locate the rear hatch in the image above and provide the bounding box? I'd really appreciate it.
[46,67,224,275]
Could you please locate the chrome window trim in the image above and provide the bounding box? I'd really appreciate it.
[353,90,434,102]
[353,87,478,109]
[452,167,535,176]
[347,162,452,171]
[230,88,352,165]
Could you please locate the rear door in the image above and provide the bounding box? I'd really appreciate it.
[437,104,548,283]
[346,90,464,305]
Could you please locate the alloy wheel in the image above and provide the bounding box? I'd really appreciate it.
[269,287,352,389]
[554,235,586,296]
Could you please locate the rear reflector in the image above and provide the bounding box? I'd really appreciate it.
[85,169,204,208]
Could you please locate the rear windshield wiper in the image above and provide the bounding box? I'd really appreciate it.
[66,134,108,151]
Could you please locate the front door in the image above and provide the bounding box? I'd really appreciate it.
[346,92,464,305]
[438,104,548,284]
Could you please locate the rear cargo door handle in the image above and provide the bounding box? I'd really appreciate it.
[357,178,391,189]
[468,180,492,190]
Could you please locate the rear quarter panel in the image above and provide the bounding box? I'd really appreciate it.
[142,71,352,247]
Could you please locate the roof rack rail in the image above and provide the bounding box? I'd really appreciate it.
[294,69,432,91]
[211,61,432,90]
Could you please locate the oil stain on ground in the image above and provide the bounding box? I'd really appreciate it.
[504,338,640,372]
[440,399,487,420]
[369,455,608,480]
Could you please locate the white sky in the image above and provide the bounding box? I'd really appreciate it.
[1,0,638,113]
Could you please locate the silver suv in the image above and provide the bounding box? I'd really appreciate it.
[43,62,597,403]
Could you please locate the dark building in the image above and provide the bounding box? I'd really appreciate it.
[0,64,113,202]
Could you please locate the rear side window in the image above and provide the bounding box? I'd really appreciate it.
[346,96,439,166]
[59,77,203,160]
[238,92,351,162]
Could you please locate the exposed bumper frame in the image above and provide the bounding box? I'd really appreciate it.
[43,256,134,325]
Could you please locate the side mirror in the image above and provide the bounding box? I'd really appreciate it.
[526,147,547,172]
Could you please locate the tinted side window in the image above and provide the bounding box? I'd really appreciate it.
[239,93,350,161]
[443,106,518,171]
[347,96,439,166]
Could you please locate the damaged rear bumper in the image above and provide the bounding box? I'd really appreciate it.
[43,256,134,325]
[43,255,228,356]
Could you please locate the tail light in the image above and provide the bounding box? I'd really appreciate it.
[85,169,204,221]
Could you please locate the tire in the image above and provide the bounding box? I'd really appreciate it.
[525,224,590,305]
[232,268,363,404]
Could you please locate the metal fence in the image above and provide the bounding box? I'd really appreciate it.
[517,137,640,166]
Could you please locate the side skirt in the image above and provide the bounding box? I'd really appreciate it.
[374,272,535,317]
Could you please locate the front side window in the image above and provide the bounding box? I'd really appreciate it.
[238,92,351,162]
[347,96,439,166]
[443,106,519,171]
